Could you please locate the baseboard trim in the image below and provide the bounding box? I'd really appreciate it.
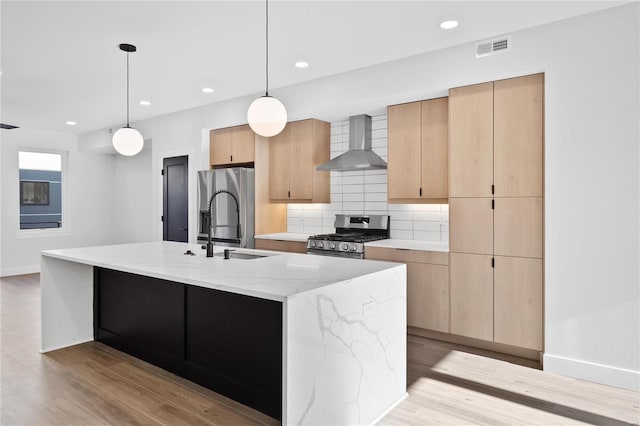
[1,265,40,277]
[544,353,639,392]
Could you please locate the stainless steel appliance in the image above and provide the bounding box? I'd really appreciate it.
[306,214,390,259]
[316,115,387,172]
[197,168,255,248]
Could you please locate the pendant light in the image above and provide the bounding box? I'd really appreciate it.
[247,0,287,137]
[112,43,144,156]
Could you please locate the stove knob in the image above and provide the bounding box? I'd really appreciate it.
[330,243,336,249]
[310,241,316,248]
[341,243,349,251]
[318,242,324,248]
[350,244,357,251]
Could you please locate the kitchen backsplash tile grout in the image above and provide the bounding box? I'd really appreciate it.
[287,113,449,242]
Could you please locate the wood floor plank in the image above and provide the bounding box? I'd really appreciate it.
[2,273,639,426]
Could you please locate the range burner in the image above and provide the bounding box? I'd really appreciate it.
[307,215,390,259]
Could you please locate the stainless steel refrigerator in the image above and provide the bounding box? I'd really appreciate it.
[197,168,255,248]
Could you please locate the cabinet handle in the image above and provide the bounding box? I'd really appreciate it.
[491,199,495,209]
[491,257,495,268]
[230,155,233,162]
[491,184,495,195]
[288,190,291,198]
[419,187,422,197]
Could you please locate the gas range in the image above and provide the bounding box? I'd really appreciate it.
[306,214,390,259]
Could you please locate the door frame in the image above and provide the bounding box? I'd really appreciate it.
[162,155,189,242]
[156,148,195,243]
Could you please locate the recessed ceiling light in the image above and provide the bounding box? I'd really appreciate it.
[202,87,214,94]
[66,121,76,126]
[140,100,151,106]
[294,61,309,69]
[440,20,459,29]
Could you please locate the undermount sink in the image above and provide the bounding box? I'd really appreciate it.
[214,252,268,260]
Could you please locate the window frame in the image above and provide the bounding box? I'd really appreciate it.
[17,148,70,239]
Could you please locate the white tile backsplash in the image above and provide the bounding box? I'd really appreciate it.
[286,113,449,242]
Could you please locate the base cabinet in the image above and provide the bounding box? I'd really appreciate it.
[94,267,283,420]
[255,238,307,253]
[366,247,449,333]
[494,256,543,350]
[449,253,494,341]
[406,262,449,332]
[185,286,282,418]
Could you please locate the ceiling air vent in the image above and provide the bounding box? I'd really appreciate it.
[0,123,19,130]
[476,36,510,58]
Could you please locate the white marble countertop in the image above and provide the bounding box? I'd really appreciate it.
[41,241,402,302]
[254,233,311,242]
[366,239,449,252]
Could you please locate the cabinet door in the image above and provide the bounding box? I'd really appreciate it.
[288,120,314,200]
[268,125,290,200]
[449,82,494,197]
[494,197,543,258]
[494,256,543,350]
[185,285,282,419]
[96,268,184,373]
[450,253,494,341]
[231,125,256,164]
[210,128,233,166]
[494,74,544,197]
[407,262,449,333]
[388,102,422,200]
[449,198,493,255]
[421,98,448,200]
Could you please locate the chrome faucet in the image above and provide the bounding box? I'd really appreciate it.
[204,190,241,258]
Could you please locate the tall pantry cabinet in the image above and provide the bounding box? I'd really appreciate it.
[449,73,544,351]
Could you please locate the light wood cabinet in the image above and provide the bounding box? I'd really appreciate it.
[494,197,543,258]
[449,82,494,198]
[494,74,544,197]
[450,253,494,341]
[449,198,494,255]
[210,125,255,166]
[269,119,330,203]
[387,98,448,203]
[449,73,544,352]
[366,247,449,333]
[494,256,543,350]
[254,238,307,254]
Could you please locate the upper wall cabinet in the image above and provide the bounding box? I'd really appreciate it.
[494,74,544,197]
[269,119,330,203]
[387,97,448,203]
[449,74,544,198]
[210,125,255,167]
[449,82,494,198]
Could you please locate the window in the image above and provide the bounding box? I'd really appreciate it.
[18,151,63,230]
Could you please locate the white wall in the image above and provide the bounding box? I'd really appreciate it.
[112,146,154,244]
[78,4,639,390]
[0,128,116,276]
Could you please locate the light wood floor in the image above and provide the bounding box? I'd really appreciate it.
[2,274,638,425]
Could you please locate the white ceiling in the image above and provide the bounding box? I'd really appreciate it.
[0,1,627,134]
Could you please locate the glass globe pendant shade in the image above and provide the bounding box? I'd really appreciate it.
[112,126,144,156]
[247,95,287,137]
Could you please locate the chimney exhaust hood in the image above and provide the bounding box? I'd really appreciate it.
[317,114,387,172]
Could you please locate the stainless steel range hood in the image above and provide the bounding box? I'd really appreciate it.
[317,114,387,172]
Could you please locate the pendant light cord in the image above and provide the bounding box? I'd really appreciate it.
[265,0,269,96]
[126,51,130,127]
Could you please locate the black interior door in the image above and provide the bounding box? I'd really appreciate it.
[163,155,188,242]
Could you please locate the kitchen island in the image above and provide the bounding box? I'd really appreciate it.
[41,241,407,425]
